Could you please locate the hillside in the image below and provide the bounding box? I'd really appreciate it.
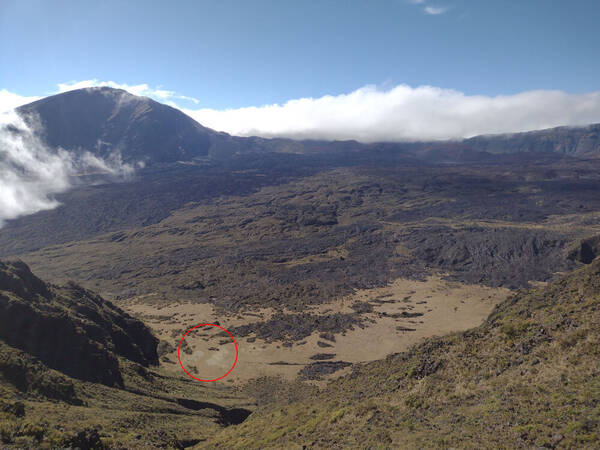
[16,87,218,164]
[0,260,158,387]
[207,255,600,449]
[3,88,600,448]
[0,261,253,448]
[2,240,599,448]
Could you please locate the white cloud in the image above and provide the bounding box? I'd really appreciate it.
[181,84,600,142]
[4,79,600,145]
[406,0,449,15]
[0,110,135,226]
[424,5,448,15]
[0,89,41,113]
[57,79,200,104]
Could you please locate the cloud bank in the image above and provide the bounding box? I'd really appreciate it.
[7,80,600,144]
[0,110,135,226]
[0,89,41,113]
[57,79,200,105]
[182,85,600,142]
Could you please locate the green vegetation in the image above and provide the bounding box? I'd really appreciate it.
[0,262,253,449]
[0,359,252,448]
[206,259,600,448]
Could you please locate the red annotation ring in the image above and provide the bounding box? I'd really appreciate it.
[177,323,239,382]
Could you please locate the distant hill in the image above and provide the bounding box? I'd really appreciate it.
[464,123,600,157]
[14,87,347,164]
[17,87,220,164]
[15,87,600,166]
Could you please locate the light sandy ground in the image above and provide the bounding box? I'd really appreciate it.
[124,276,511,385]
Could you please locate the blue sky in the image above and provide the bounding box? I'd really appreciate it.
[2,0,600,108]
[1,0,600,141]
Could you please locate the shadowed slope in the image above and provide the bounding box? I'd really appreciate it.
[17,87,216,164]
[0,260,158,387]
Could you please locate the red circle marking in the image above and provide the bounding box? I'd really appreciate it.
[177,323,239,382]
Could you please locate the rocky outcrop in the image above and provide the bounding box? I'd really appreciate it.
[0,260,158,387]
[402,226,576,288]
[567,234,600,264]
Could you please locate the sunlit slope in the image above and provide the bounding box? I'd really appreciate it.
[208,257,600,449]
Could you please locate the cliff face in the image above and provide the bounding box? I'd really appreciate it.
[464,123,600,157]
[0,260,158,387]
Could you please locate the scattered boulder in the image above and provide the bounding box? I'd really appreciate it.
[2,401,25,418]
[318,332,336,342]
[157,340,175,357]
[299,361,352,381]
[309,353,336,360]
[64,428,106,450]
[567,235,600,264]
[317,341,334,348]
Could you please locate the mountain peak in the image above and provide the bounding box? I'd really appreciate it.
[17,86,217,164]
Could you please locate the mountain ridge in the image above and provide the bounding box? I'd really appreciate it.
[464,122,600,156]
[14,86,600,164]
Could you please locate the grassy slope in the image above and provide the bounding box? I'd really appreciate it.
[0,261,253,449]
[207,259,600,449]
[0,346,253,449]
